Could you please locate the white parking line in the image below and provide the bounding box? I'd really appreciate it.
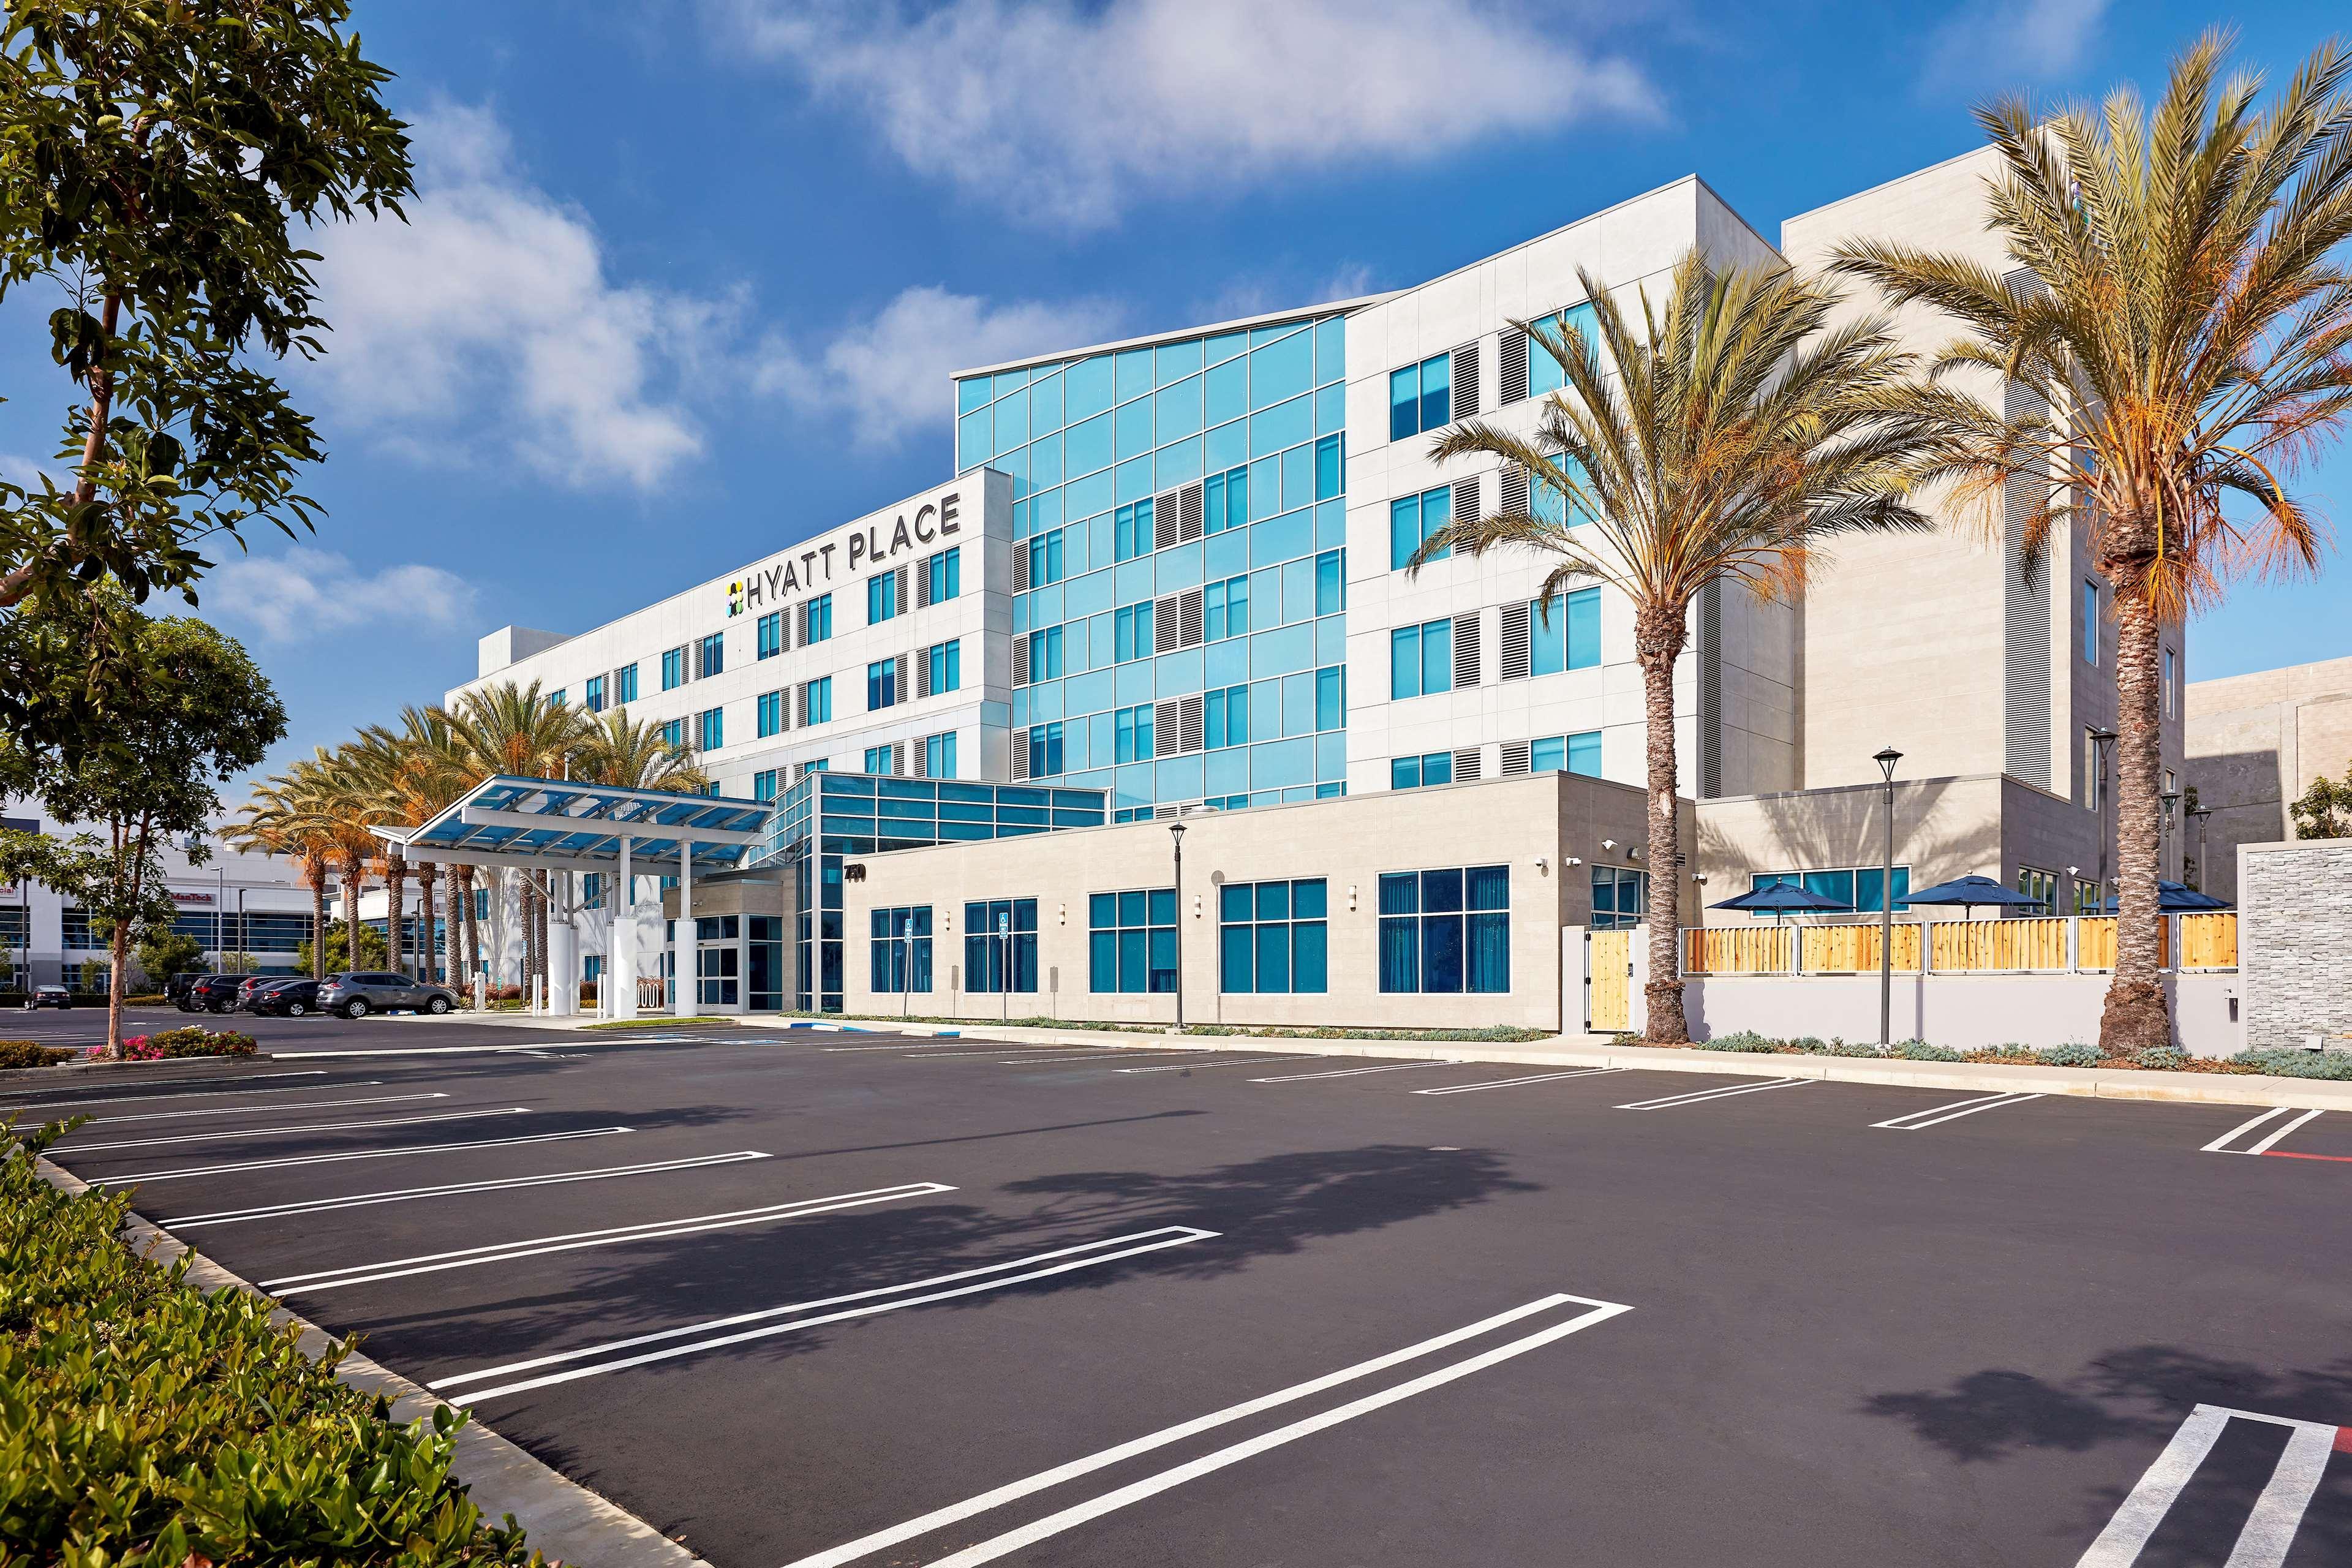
[60,1106,530,1153]
[1871,1091,2045,1131]
[1009,1050,1206,1065]
[1414,1068,1627,1097]
[1114,1055,1305,1074]
[109,1126,631,1184]
[2076,1403,2341,1566]
[1,1071,337,1109]
[273,1044,630,1058]
[2202,1106,2326,1155]
[262,1181,957,1295]
[778,1292,1631,1568]
[821,1042,979,1053]
[81,1091,451,1126]
[431,1225,1217,1403]
[1249,1061,1447,1083]
[1614,1076,1809,1110]
[162,1152,771,1229]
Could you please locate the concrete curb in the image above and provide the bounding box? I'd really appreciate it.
[32,1156,714,1568]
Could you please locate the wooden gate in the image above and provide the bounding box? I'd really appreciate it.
[1588,930,1630,1031]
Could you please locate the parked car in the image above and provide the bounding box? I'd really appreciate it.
[318,971,459,1019]
[234,974,284,1011]
[247,978,321,1017]
[164,972,205,1009]
[189,974,248,1014]
[23,983,70,1010]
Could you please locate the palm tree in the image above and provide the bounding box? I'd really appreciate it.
[1831,34,2352,1051]
[226,779,334,981]
[573,707,710,793]
[366,706,477,986]
[1415,250,1942,1042]
[448,680,590,995]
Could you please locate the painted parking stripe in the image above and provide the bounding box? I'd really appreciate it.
[823,1042,983,1053]
[2202,1106,2329,1156]
[898,1295,1633,1568]
[1414,1068,1627,1097]
[2076,1403,2340,1566]
[161,1151,771,1229]
[107,1126,631,1185]
[59,1106,529,1153]
[431,1225,1216,1403]
[1614,1076,1809,1110]
[1114,1055,1305,1074]
[1009,1050,1207,1065]
[778,1292,1630,1568]
[262,1181,956,1295]
[273,1044,665,1058]
[1871,1091,2044,1131]
[1249,1061,1447,1083]
[1,1071,336,1109]
[81,1091,450,1126]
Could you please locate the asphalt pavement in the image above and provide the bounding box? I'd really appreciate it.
[12,1022,2350,1567]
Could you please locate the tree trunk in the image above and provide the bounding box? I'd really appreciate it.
[386,857,407,977]
[457,864,480,993]
[107,917,129,1060]
[1635,604,1691,1044]
[418,864,439,984]
[309,869,328,979]
[343,856,365,970]
[2100,593,2171,1052]
[533,873,550,993]
[519,872,538,998]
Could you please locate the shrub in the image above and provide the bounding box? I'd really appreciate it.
[0,1121,545,1568]
[1695,1030,1777,1052]
[2035,1042,2105,1068]
[1893,1040,1964,1061]
[2132,1047,2189,1071]
[105,1026,258,1061]
[0,1041,72,1069]
[2231,1047,2352,1080]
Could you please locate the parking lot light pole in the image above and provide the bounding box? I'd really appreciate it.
[1874,747,1902,1046]
[1169,819,1187,1036]
[2090,727,2118,910]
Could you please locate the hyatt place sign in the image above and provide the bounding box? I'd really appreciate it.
[728,488,964,618]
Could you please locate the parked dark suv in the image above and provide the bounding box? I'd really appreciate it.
[247,978,321,1017]
[319,971,459,1018]
[190,974,247,1014]
[164,972,203,1009]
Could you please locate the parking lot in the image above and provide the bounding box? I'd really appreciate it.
[12,1019,2352,1567]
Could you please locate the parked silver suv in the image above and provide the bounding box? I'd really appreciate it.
[319,971,459,1019]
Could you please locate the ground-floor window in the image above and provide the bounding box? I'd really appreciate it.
[695,913,739,1006]
[1390,752,1452,790]
[871,906,933,994]
[2017,865,2058,911]
[1591,865,1646,930]
[964,898,1038,993]
[1745,865,1910,918]
[1090,889,1175,993]
[1220,879,1329,993]
[1380,866,1509,992]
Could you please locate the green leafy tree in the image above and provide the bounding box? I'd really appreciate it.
[2291,763,2352,840]
[0,597,283,1054]
[134,922,203,984]
[0,0,412,760]
[295,919,387,976]
[1833,34,2352,1050]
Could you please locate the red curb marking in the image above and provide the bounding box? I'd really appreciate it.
[2263,1151,2352,1164]
[2335,1426,2352,1454]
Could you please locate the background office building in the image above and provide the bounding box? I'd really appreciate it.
[455,144,2180,1017]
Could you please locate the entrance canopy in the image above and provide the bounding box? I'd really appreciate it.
[379,774,773,876]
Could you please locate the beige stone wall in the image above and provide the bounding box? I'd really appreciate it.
[839,772,1685,1031]
[2185,654,2352,900]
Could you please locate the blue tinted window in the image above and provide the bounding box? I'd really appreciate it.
[1155,375,1202,443]
[1115,347,1155,402]
[1527,301,1600,399]
[993,388,1028,454]
[1156,338,1201,385]
[1250,394,1311,456]
[1218,878,1327,993]
[1115,395,1153,459]
[958,377,990,415]
[1066,355,1113,421]
[1090,884,1176,993]
[1066,412,1112,477]
[1206,356,1245,426]
[1249,329,1313,410]
[957,407,990,471]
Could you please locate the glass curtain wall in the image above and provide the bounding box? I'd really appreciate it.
[959,314,1351,818]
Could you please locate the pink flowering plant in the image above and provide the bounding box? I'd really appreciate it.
[91,1027,257,1062]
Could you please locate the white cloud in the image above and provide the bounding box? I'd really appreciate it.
[305,103,732,489]
[1918,0,2109,98]
[718,0,1662,229]
[0,452,66,491]
[204,546,480,644]
[757,285,1125,448]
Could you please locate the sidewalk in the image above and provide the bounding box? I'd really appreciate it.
[435,1008,2352,1113]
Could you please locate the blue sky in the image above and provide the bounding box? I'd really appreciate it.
[3,0,2346,793]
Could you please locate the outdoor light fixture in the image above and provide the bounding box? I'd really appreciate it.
[1564,857,1583,868]
[1348,883,1359,911]
[1535,856,1549,874]
[1601,839,1617,852]
[2089,728,2119,908]
[1873,746,1902,1047]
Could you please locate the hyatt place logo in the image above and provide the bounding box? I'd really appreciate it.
[727,579,745,617]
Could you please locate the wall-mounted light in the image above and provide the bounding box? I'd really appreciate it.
[1601,839,1617,852]
[1626,846,1642,861]
[1692,873,1708,884]
[1564,856,1583,868]
[1347,883,1359,911]
[1057,902,1066,925]
[1192,893,1202,918]
[1534,856,1549,874]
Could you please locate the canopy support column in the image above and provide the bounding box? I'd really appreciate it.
[611,835,638,1021]
[674,840,697,1020]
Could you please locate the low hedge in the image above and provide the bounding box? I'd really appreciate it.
[114,1026,258,1061]
[1660,1030,2352,1079]
[0,1041,73,1070]
[0,1121,544,1568]
[719,1010,1554,1044]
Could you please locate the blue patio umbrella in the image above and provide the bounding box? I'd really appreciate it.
[2101,880,2233,913]
[1709,882,1852,922]
[1902,874,2049,915]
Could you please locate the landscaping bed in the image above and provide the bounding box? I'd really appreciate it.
[0,1121,543,1568]
[1652,1031,2352,1079]
[720,1011,1553,1045]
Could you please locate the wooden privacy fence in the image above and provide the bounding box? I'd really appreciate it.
[1683,912,2236,976]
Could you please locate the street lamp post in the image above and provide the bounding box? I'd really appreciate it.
[2160,790,2183,889]
[1168,819,1188,1036]
[2089,727,2119,911]
[1874,747,1902,1046]
[2188,804,2212,891]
